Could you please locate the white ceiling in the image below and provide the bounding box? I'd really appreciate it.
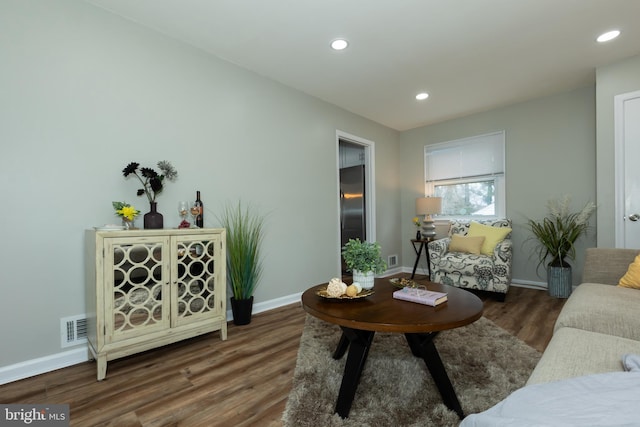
[84,0,640,131]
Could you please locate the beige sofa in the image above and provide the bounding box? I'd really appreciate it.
[461,247,640,425]
[526,247,640,385]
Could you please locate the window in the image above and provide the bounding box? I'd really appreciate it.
[424,131,505,219]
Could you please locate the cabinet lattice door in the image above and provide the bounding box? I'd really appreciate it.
[173,235,222,327]
[105,237,170,342]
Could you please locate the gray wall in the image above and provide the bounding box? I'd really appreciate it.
[596,54,640,246]
[0,0,400,368]
[399,86,597,287]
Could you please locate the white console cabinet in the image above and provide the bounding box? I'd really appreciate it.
[85,228,227,380]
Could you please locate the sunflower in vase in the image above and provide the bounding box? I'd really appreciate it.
[413,216,422,239]
[113,201,140,229]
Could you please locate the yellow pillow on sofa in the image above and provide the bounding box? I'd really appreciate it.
[449,234,485,255]
[619,254,640,289]
[466,221,512,256]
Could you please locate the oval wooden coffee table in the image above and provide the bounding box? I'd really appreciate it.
[301,278,483,419]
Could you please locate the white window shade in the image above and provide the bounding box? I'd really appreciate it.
[425,131,505,182]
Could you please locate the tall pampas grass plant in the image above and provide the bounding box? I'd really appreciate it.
[526,196,596,271]
[218,201,266,300]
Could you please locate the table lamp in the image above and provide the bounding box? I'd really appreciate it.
[416,197,442,238]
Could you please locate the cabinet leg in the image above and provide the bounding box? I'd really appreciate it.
[96,355,107,381]
[220,324,228,341]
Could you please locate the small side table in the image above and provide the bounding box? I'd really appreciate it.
[411,238,433,279]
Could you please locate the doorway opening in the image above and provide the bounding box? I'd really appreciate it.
[337,131,376,274]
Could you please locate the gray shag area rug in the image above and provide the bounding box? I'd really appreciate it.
[282,315,540,427]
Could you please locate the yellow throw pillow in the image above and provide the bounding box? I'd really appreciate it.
[466,222,512,256]
[619,254,640,289]
[449,234,485,255]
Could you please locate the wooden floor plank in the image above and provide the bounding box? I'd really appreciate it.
[0,276,564,426]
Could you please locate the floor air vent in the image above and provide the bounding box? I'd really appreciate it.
[388,254,398,267]
[61,315,88,348]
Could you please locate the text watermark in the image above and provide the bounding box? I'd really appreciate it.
[1,405,69,426]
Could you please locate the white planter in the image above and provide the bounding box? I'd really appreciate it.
[353,269,375,290]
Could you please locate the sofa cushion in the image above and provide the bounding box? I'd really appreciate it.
[527,327,640,385]
[438,251,495,275]
[449,234,485,255]
[463,371,640,427]
[467,221,512,256]
[553,283,640,341]
[618,254,640,289]
[582,247,640,285]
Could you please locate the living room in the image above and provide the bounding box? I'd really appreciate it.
[2,0,640,424]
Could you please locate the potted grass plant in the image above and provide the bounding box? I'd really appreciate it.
[341,238,387,290]
[526,196,596,298]
[218,201,266,325]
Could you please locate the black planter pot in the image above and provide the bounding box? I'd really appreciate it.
[230,296,254,325]
[144,202,164,229]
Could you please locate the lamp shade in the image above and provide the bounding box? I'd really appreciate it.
[415,197,442,215]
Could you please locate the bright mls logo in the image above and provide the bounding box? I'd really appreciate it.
[1,405,69,426]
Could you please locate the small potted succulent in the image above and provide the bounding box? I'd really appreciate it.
[341,238,387,290]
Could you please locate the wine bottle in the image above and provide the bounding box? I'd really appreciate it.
[195,191,204,228]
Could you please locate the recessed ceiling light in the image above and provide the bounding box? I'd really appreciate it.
[331,39,349,51]
[416,92,429,101]
[597,30,620,43]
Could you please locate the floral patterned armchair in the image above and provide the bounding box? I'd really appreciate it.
[427,219,513,301]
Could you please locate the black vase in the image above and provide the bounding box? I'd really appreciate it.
[144,202,164,229]
[230,296,254,325]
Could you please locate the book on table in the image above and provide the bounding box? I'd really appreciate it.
[392,287,448,306]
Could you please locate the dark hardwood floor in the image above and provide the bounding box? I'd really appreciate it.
[0,274,565,426]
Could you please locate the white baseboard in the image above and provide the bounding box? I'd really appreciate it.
[0,347,88,386]
[380,267,404,277]
[1,292,305,386]
[511,279,547,290]
[226,292,303,320]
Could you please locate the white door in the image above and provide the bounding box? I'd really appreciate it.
[615,90,640,248]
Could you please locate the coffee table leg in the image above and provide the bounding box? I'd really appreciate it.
[332,332,350,359]
[335,327,375,418]
[405,333,465,419]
